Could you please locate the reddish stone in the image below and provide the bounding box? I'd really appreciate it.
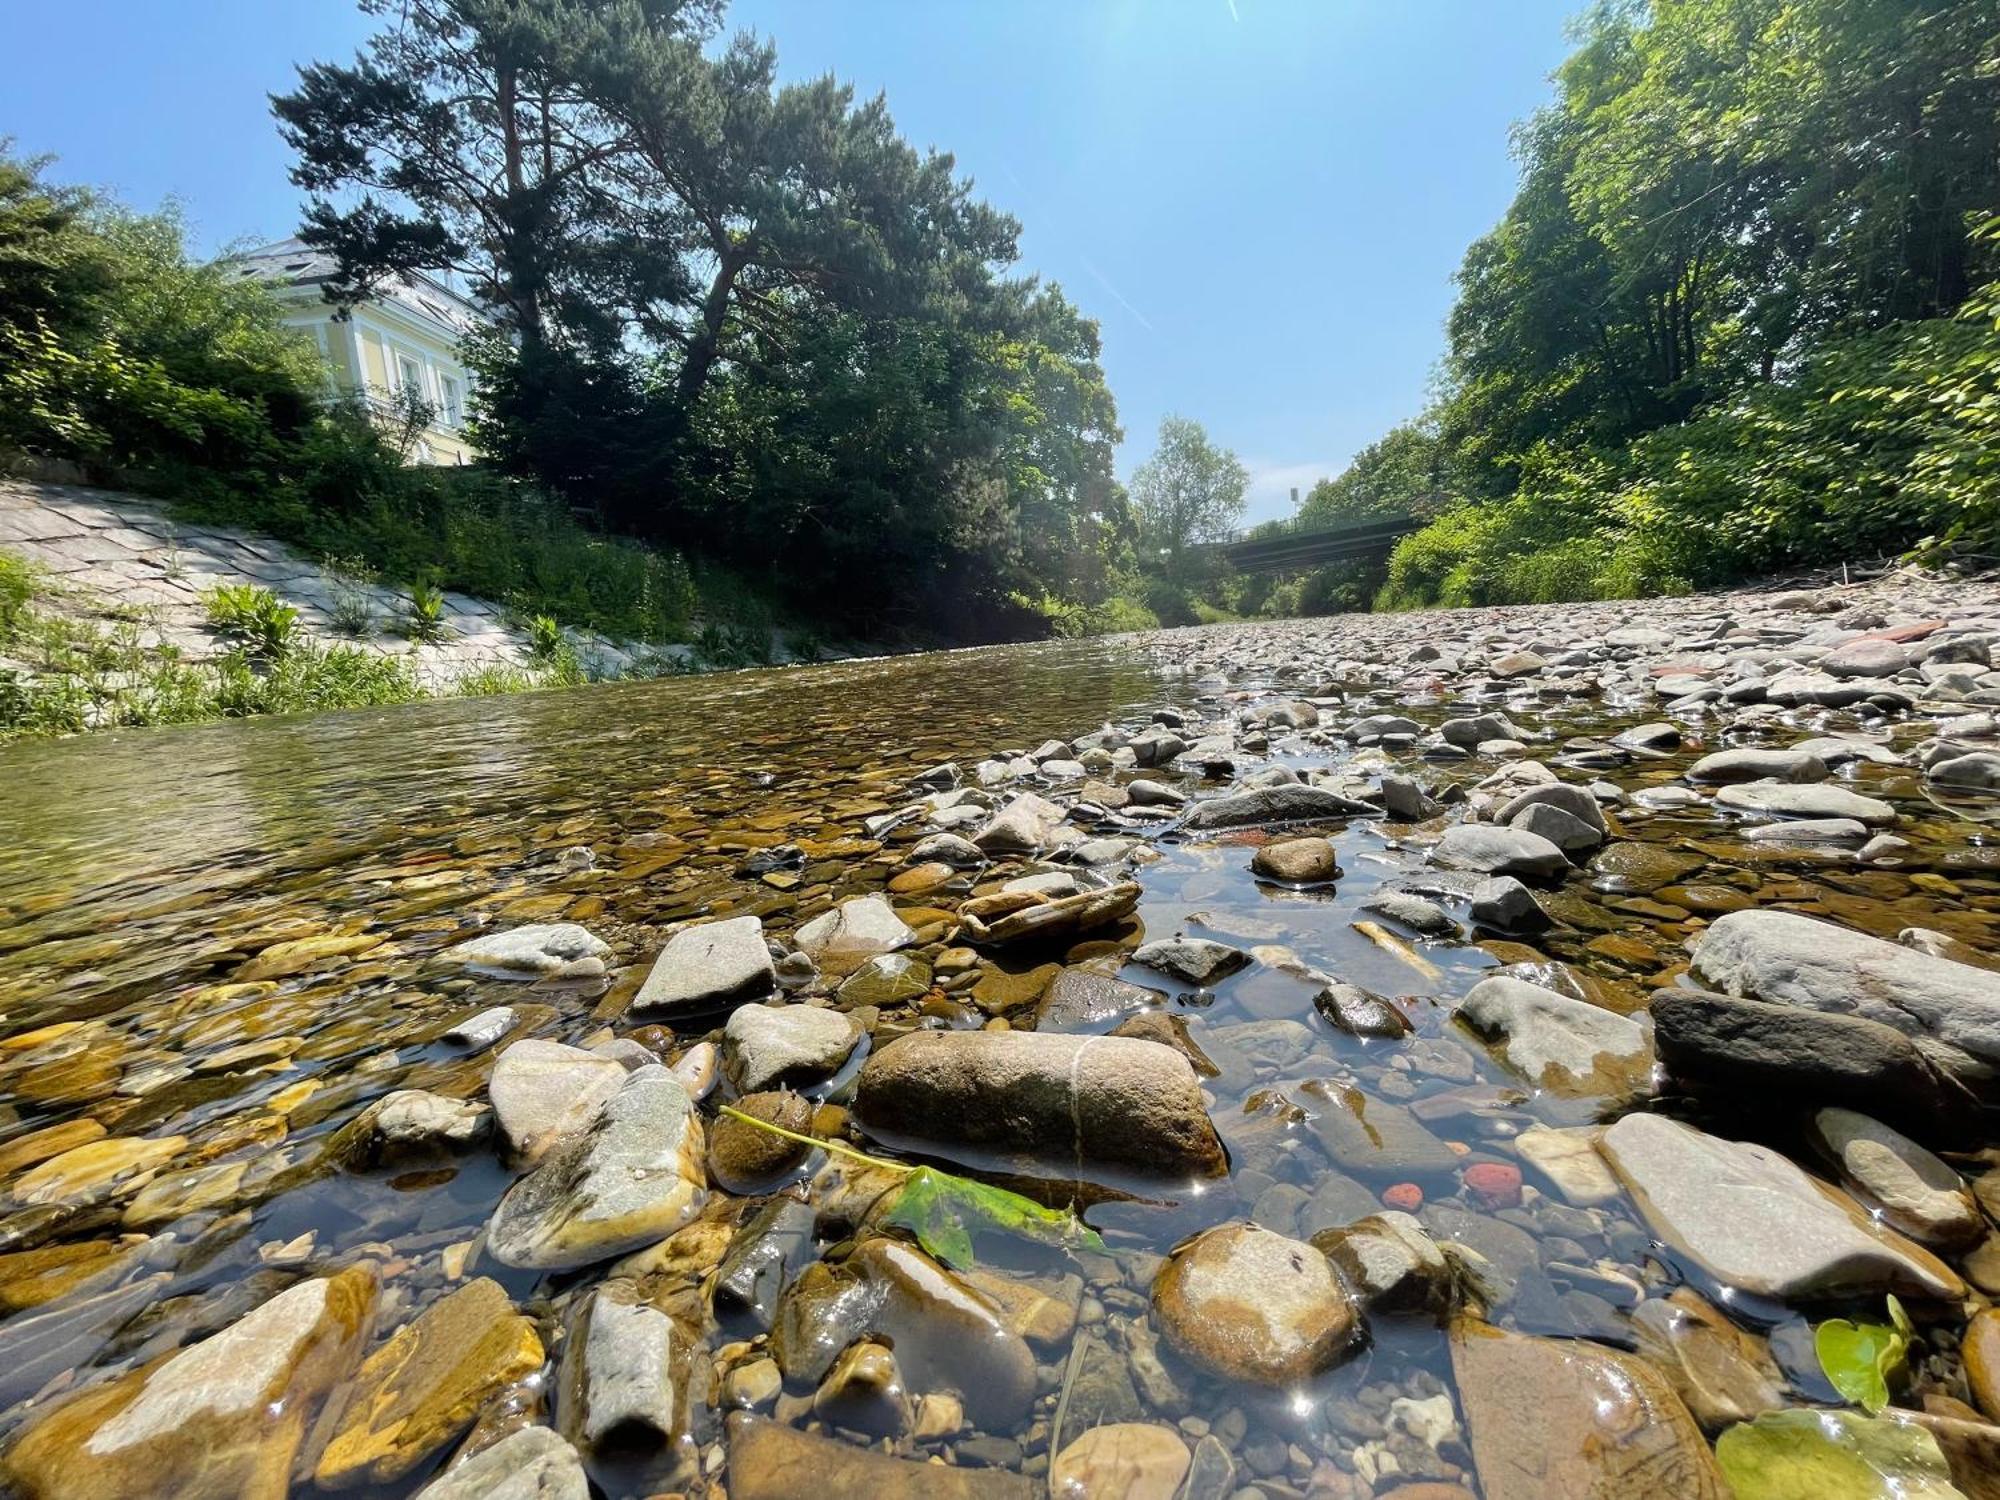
[1855,619,1944,645]
[1462,1161,1523,1210]
[1382,1182,1424,1212]
[1648,661,1710,678]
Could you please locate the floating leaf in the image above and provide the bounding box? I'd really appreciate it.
[1815,1296,1913,1414]
[882,1165,1105,1270]
[1715,1409,1966,1500]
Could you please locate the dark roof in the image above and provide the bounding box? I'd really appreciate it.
[228,238,491,335]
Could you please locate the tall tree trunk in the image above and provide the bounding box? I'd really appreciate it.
[496,63,542,344]
[670,248,746,421]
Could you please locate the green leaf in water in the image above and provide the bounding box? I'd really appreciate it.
[1715,1409,1966,1500]
[1815,1295,1914,1414]
[881,1165,1106,1270]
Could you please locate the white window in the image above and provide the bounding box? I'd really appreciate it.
[439,374,463,428]
[396,352,424,398]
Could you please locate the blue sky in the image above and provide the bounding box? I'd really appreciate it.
[8,0,1577,525]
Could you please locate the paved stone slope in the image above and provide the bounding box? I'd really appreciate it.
[0,479,651,687]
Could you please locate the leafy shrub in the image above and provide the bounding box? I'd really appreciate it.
[201,582,298,659]
[526,613,563,662]
[402,581,450,643]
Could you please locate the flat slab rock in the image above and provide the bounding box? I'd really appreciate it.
[634,915,774,1014]
[441,922,608,977]
[1185,784,1376,829]
[1599,1112,1963,1303]
[723,1003,863,1093]
[726,1414,1035,1500]
[486,1065,706,1271]
[1453,975,1650,1101]
[1691,909,2000,1063]
[854,1030,1225,1185]
[1450,1318,1727,1500]
[411,1426,586,1500]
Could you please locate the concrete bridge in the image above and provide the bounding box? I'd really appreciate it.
[1210,515,1420,574]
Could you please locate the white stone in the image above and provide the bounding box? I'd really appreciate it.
[1599,1113,1960,1302]
[633,915,774,1014]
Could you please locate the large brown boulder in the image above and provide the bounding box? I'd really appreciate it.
[854,1031,1226,1185]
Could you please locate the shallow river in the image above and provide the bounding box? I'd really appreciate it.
[0,625,1996,1499]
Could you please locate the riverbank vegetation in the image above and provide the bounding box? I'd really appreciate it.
[273,0,1137,643]
[1275,0,2000,611]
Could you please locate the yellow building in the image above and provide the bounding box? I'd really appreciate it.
[230,238,488,465]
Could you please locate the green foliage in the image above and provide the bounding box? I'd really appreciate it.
[1815,1297,1914,1415]
[1130,416,1248,584]
[1339,0,2000,612]
[1714,1409,1965,1500]
[200,582,299,660]
[401,581,449,643]
[277,4,1133,641]
[526,613,563,662]
[882,1166,1105,1271]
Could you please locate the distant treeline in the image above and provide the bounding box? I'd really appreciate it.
[1280,0,2000,612]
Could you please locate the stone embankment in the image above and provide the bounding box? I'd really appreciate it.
[6,564,2000,1498]
[0,478,664,689]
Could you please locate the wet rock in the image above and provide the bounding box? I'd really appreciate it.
[1467,876,1550,936]
[410,1426,586,1500]
[1589,841,1704,892]
[313,1277,546,1489]
[1507,801,1603,854]
[1650,989,1970,1136]
[486,1064,706,1271]
[1691,909,2000,1062]
[1314,1211,1455,1318]
[772,1237,1038,1428]
[1251,837,1343,883]
[1051,1423,1191,1500]
[338,1088,489,1166]
[489,1038,626,1165]
[1453,976,1649,1101]
[1185,784,1376,829]
[562,1279,677,1456]
[1364,890,1460,936]
[1151,1223,1361,1386]
[1686,748,1829,784]
[724,1003,862,1093]
[633,914,775,1014]
[1036,965,1164,1030]
[1629,1288,1787,1432]
[1806,1107,1984,1250]
[1314,981,1414,1039]
[857,1029,1225,1184]
[11,1133,184,1208]
[1434,825,1568,880]
[1740,815,1869,845]
[708,1091,815,1193]
[1,1267,378,1500]
[1449,1318,1727,1499]
[1598,1112,1962,1301]
[1713,779,1898,824]
[812,1339,910,1437]
[1131,936,1249,985]
[1512,1124,1621,1206]
[713,1196,817,1330]
[726,1414,1036,1500]
[1931,751,2000,789]
[959,882,1142,946]
[1963,1308,2000,1422]
[1304,1081,1459,1181]
[959,1266,1083,1350]
[836,952,931,1006]
[444,1005,515,1050]
[1610,721,1680,751]
[910,831,983,867]
[972,792,1067,854]
[795,895,916,964]
[440,922,609,978]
